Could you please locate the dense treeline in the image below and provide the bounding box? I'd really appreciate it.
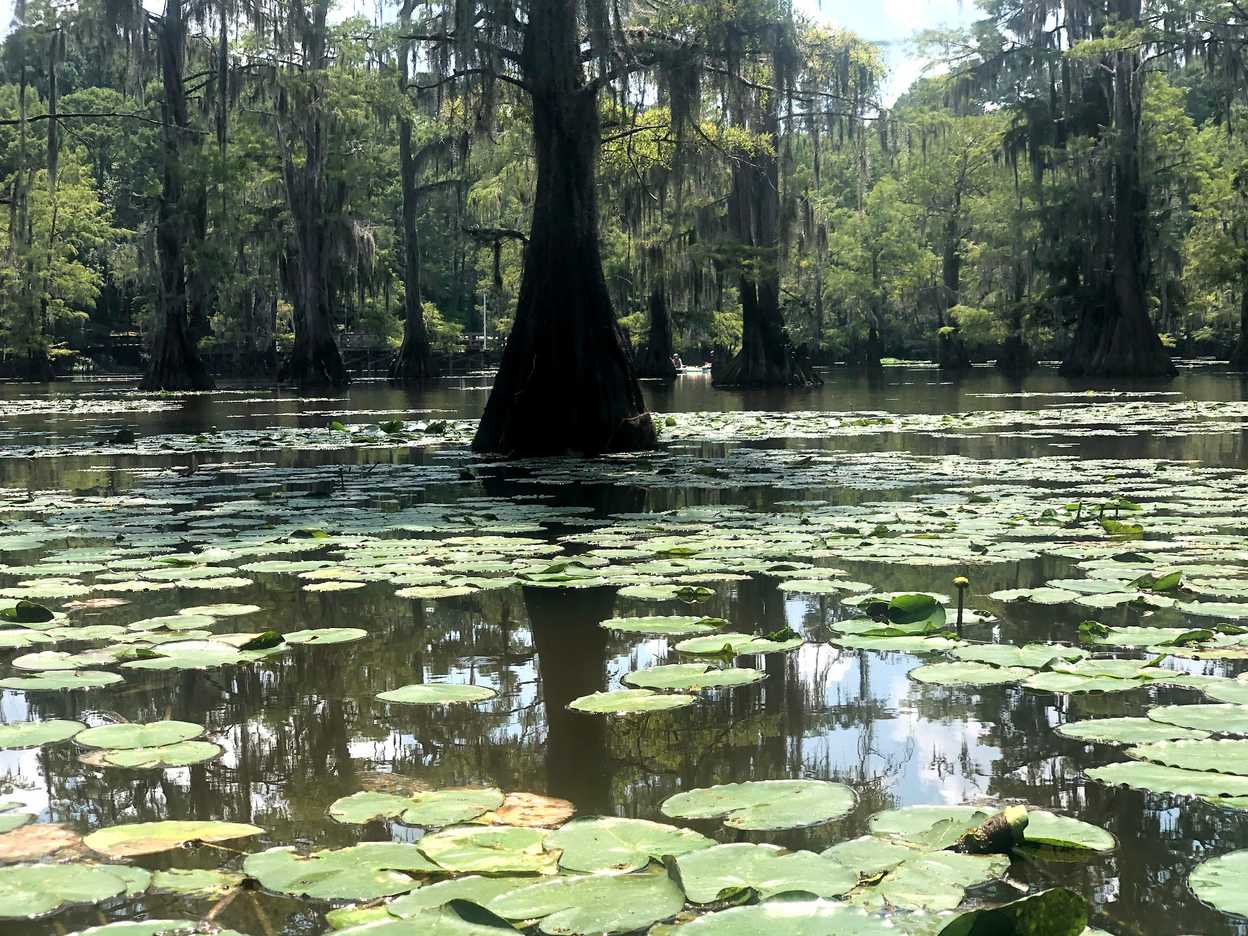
[0,1,1244,439]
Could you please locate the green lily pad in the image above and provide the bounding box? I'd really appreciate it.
[96,741,223,769]
[489,866,685,935]
[909,662,1035,687]
[661,779,855,831]
[567,689,696,714]
[667,899,909,935]
[178,603,261,617]
[878,850,1011,911]
[545,816,714,873]
[673,632,804,656]
[84,820,263,858]
[1056,717,1210,746]
[284,627,370,645]
[601,616,725,637]
[951,644,1086,669]
[0,629,55,649]
[1189,849,1248,917]
[1148,704,1248,736]
[0,670,124,691]
[1086,761,1248,799]
[821,835,920,875]
[0,719,85,750]
[337,907,521,935]
[417,825,557,874]
[1127,739,1248,777]
[0,863,138,919]
[622,664,766,692]
[1023,672,1151,695]
[676,842,858,903]
[387,875,535,918]
[149,868,245,897]
[244,843,438,900]
[868,805,994,849]
[1022,811,1115,851]
[330,788,504,827]
[76,720,203,750]
[377,683,498,705]
[1204,681,1248,705]
[66,922,249,936]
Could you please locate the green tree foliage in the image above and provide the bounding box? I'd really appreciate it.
[0,0,1245,385]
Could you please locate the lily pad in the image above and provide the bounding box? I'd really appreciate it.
[601,616,725,637]
[567,689,696,714]
[545,816,714,873]
[0,670,123,691]
[673,632,804,656]
[1148,704,1248,736]
[1022,811,1115,852]
[84,820,263,858]
[909,662,1035,687]
[75,720,203,750]
[489,867,685,935]
[821,835,920,875]
[0,863,137,919]
[387,875,535,917]
[951,644,1086,669]
[377,683,498,706]
[1086,761,1248,799]
[1056,717,1211,746]
[244,842,438,900]
[668,899,909,935]
[1127,739,1248,777]
[95,741,223,769]
[676,842,858,903]
[330,788,504,827]
[877,850,1011,911]
[1189,849,1248,917]
[284,627,370,645]
[867,805,992,849]
[66,922,248,936]
[661,779,855,831]
[622,664,766,692]
[482,792,576,828]
[0,719,85,750]
[417,825,557,874]
[150,868,245,897]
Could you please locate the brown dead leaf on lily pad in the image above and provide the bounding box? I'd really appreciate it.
[479,792,575,828]
[0,823,86,863]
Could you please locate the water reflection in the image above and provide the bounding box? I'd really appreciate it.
[2,369,1248,934]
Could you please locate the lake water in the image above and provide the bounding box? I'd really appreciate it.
[2,364,1248,935]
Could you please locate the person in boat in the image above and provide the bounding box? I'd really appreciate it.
[671,353,684,371]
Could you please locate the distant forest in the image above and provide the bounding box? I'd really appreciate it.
[0,0,1245,402]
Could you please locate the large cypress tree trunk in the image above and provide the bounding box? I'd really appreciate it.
[142,0,213,391]
[390,21,435,384]
[471,0,655,456]
[634,287,677,379]
[279,0,347,389]
[937,208,971,372]
[1060,0,1173,379]
[390,116,436,382]
[715,86,819,389]
[1234,278,1248,368]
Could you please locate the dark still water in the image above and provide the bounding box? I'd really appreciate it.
[2,364,1248,935]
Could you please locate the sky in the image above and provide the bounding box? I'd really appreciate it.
[0,0,979,102]
[799,0,980,101]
